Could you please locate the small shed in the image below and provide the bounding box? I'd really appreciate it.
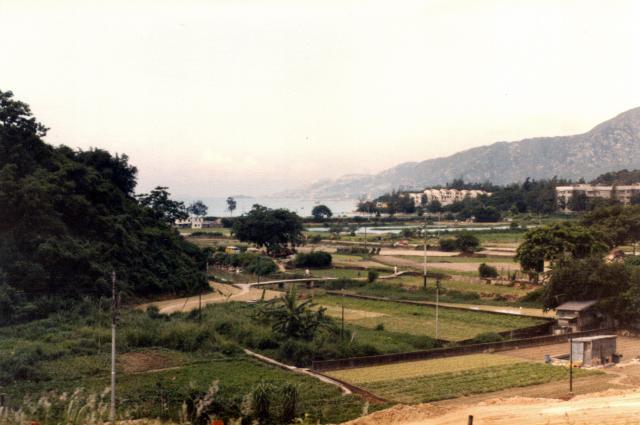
[554,300,599,333]
[224,246,241,255]
[571,335,617,367]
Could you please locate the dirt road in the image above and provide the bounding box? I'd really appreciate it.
[345,389,640,425]
[139,282,282,314]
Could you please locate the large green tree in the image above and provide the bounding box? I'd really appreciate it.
[581,205,640,248]
[232,205,303,256]
[311,204,332,221]
[515,222,608,273]
[0,90,207,323]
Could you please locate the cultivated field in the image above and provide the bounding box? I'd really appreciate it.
[342,361,597,404]
[326,354,521,384]
[316,295,545,341]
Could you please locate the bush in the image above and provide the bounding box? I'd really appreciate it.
[478,263,499,278]
[210,252,277,276]
[374,323,385,331]
[468,332,505,344]
[324,278,366,290]
[336,246,370,255]
[367,270,379,283]
[439,238,458,252]
[293,251,332,268]
[455,232,480,253]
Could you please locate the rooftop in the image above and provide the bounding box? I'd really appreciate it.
[556,300,598,312]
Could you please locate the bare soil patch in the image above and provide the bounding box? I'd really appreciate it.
[119,350,186,374]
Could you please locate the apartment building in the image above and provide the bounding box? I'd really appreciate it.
[407,188,489,206]
[556,183,640,209]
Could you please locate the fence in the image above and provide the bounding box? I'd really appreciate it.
[312,328,615,371]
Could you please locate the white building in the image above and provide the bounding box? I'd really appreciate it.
[175,216,204,229]
[556,184,640,210]
[407,188,489,206]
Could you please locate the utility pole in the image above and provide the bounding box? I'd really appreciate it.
[435,279,440,340]
[110,271,117,425]
[569,336,573,393]
[423,215,428,290]
[341,288,345,343]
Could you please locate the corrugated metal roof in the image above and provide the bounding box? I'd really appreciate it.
[556,300,598,312]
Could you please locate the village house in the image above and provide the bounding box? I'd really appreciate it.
[554,300,613,334]
[174,216,204,229]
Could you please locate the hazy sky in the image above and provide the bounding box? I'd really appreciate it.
[2,0,639,198]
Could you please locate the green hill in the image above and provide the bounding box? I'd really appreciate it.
[0,90,207,324]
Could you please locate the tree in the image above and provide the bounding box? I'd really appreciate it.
[259,286,332,339]
[455,232,480,253]
[631,193,640,205]
[311,204,332,221]
[515,222,608,273]
[226,196,237,216]
[427,199,442,214]
[478,263,498,278]
[137,186,188,224]
[187,200,208,217]
[567,191,588,212]
[0,90,207,323]
[232,205,303,256]
[581,205,640,248]
[543,256,630,311]
[472,206,501,222]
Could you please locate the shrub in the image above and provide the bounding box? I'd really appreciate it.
[309,234,323,244]
[478,263,499,278]
[374,323,385,331]
[367,270,379,283]
[468,332,505,344]
[455,232,480,253]
[293,251,332,268]
[439,238,458,252]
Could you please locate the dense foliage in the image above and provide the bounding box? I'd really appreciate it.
[232,204,304,256]
[311,204,332,221]
[210,252,277,276]
[438,232,480,253]
[0,90,207,324]
[293,251,332,268]
[515,222,608,273]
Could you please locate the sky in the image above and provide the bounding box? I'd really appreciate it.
[1,0,639,198]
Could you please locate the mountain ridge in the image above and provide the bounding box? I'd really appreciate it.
[282,107,640,199]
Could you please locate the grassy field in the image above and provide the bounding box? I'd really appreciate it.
[315,295,544,341]
[0,306,373,424]
[381,275,530,297]
[355,362,598,403]
[327,354,521,384]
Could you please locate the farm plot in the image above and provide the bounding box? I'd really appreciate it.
[386,275,529,297]
[347,362,598,404]
[316,295,544,341]
[326,353,521,384]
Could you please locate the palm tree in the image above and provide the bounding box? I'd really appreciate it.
[260,286,332,339]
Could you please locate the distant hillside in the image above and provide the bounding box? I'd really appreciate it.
[287,107,640,199]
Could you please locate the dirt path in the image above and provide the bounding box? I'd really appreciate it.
[243,349,353,395]
[345,388,640,425]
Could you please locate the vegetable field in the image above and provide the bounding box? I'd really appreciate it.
[354,362,599,403]
[326,354,521,384]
